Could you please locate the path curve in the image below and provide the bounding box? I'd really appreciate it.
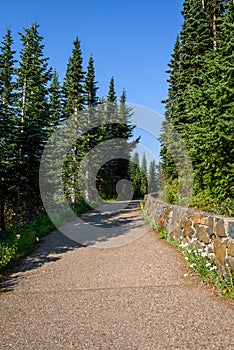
[0,201,233,349]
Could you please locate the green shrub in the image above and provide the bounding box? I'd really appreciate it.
[159,230,168,239]
[0,200,92,272]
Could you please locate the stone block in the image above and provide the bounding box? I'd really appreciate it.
[227,221,234,239]
[190,212,201,227]
[196,225,210,244]
[215,219,227,237]
[189,239,204,251]
[213,239,227,266]
[227,242,234,257]
[226,257,234,272]
[180,217,192,237]
[188,227,196,238]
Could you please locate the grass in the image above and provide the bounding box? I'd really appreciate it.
[0,199,91,273]
[140,203,234,300]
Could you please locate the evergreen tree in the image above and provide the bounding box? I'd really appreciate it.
[160,0,233,212]
[160,36,181,183]
[82,54,99,201]
[130,152,142,198]
[97,77,117,198]
[141,153,148,195]
[205,0,224,49]
[107,76,117,103]
[16,23,52,221]
[185,0,234,201]
[106,76,117,122]
[62,36,85,203]
[174,0,212,130]
[97,85,137,200]
[84,54,99,108]
[63,36,85,116]
[148,160,159,194]
[0,29,17,235]
[49,69,63,126]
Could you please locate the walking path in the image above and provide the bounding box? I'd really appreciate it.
[0,201,233,349]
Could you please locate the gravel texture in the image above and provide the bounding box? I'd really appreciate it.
[0,201,233,349]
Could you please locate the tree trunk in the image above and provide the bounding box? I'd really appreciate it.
[213,13,217,50]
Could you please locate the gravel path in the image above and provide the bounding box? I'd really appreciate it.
[0,201,233,349]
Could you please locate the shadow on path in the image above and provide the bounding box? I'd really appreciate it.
[0,200,145,293]
[0,232,84,293]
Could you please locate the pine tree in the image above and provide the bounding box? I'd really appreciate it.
[62,36,85,203]
[141,153,148,195]
[205,0,224,49]
[63,36,85,116]
[160,0,233,211]
[16,23,52,222]
[186,0,234,202]
[159,0,213,204]
[106,76,117,123]
[130,152,142,198]
[174,0,212,130]
[49,69,63,127]
[97,77,118,198]
[160,36,181,183]
[0,29,17,235]
[84,54,99,108]
[82,54,99,201]
[148,160,159,194]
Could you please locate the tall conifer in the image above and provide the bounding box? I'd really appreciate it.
[0,29,17,235]
[16,23,52,221]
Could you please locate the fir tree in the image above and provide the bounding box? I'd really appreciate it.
[205,0,224,49]
[49,69,63,127]
[148,160,159,194]
[0,29,17,235]
[63,36,85,116]
[16,23,52,221]
[82,54,99,201]
[174,0,212,129]
[84,54,99,108]
[186,0,234,201]
[160,0,233,211]
[141,153,148,195]
[130,152,142,198]
[62,36,85,203]
[160,36,181,183]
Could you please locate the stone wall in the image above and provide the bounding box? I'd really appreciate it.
[144,194,234,275]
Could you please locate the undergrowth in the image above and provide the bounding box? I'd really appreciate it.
[141,202,234,300]
[0,199,91,273]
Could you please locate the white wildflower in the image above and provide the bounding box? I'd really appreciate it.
[206,262,211,267]
[210,266,217,271]
[190,263,195,268]
[187,250,192,254]
[36,237,39,242]
[201,252,207,257]
[185,257,189,261]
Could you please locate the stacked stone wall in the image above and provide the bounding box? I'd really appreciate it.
[144,195,234,275]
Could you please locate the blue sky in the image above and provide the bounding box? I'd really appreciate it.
[0,0,184,164]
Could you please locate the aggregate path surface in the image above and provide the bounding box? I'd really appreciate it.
[0,201,233,350]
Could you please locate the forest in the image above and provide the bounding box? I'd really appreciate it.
[0,0,233,269]
[0,22,156,244]
[160,0,233,215]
